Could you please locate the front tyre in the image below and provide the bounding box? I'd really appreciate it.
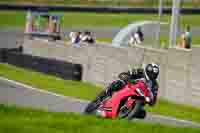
[84,100,100,114]
[127,108,146,120]
[136,109,146,119]
[127,102,146,120]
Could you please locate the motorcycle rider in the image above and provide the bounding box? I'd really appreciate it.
[95,63,160,119]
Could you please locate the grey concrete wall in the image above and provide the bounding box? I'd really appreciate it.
[191,47,200,105]
[165,48,192,104]
[23,40,198,106]
[0,28,24,49]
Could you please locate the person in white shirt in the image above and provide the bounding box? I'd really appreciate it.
[129,27,144,46]
[69,31,81,44]
[81,31,95,44]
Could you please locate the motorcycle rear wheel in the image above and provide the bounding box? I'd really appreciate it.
[118,97,133,119]
[118,106,131,118]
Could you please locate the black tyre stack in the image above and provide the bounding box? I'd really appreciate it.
[0,46,82,81]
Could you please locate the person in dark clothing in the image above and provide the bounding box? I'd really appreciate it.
[136,26,144,42]
[129,27,144,46]
[184,25,192,49]
[95,63,159,118]
[81,31,95,44]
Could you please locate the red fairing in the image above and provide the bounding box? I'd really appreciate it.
[98,80,151,119]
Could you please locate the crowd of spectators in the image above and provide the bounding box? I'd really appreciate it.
[69,30,95,46]
[128,25,192,49]
[67,25,192,49]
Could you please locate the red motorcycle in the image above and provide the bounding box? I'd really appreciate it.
[84,80,153,120]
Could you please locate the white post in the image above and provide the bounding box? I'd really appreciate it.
[155,0,163,48]
[169,0,181,48]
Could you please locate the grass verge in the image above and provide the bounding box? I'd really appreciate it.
[0,104,200,133]
[0,11,200,28]
[0,63,200,123]
[0,63,101,100]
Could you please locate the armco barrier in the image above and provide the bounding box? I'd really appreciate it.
[22,40,199,106]
[191,47,200,105]
[0,4,200,14]
[0,48,82,81]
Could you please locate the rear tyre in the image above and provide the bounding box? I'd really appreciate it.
[118,97,132,119]
[118,106,130,118]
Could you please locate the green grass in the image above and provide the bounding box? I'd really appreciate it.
[0,11,25,27]
[0,104,200,133]
[0,63,101,100]
[192,36,200,45]
[1,63,200,123]
[0,11,200,28]
[146,100,200,123]
[0,0,200,7]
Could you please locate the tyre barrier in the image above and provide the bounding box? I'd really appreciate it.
[0,46,23,62]
[0,47,82,81]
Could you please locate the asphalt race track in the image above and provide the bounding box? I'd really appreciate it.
[0,77,87,113]
[0,76,200,128]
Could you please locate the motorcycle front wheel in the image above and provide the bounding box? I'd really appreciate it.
[127,103,146,120]
[84,100,101,114]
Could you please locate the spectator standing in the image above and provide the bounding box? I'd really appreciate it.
[129,32,138,46]
[25,10,34,33]
[81,31,95,44]
[136,26,144,42]
[184,25,192,49]
[129,27,144,46]
[178,25,192,49]
[69,31,81,44]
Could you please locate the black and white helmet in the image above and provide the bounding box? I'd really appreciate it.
[144,63,159,80]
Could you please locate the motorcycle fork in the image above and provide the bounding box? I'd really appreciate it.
[125,97,135,110]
